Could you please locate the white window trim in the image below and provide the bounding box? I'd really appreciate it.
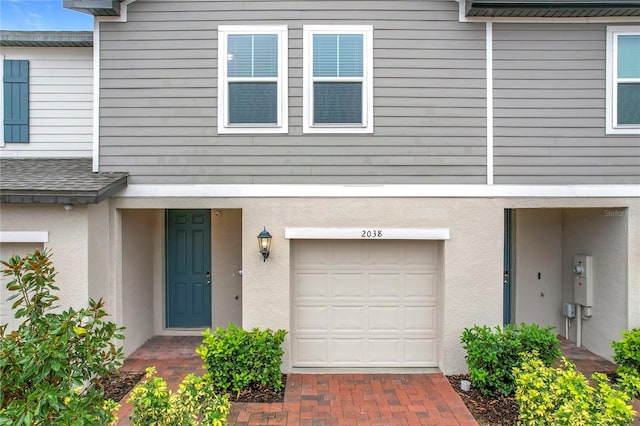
[606,25,640,135]
[303,25,374,134]
[217,25,288,134]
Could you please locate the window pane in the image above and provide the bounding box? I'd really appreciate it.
[313,34,338,77]
[313,34,363,77]
[253,34,278,77]
[228,34,277,78]
[229,82,277,124]
[618,83,640,125]
[228,35,253,77]
[618,35,640,78]
[313,82,362,124]
[338,34,363,77]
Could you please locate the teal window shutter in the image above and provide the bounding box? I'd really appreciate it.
[3,60,29,143]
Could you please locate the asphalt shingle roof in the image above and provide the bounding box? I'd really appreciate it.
[0,158,128,204]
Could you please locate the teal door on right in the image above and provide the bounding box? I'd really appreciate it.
[503,209,513,325]
[166,209,212,328]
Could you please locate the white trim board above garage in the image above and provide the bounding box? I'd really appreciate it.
[0,231,48,243]
[285,228,450,240]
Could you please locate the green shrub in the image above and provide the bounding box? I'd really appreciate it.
[128,367,230,426]
[515,354,636,425]
[460,323,560,396]
[613,329,640,372]
[616,366,640,399]
[0,250,124,426]
[196,323,287,397]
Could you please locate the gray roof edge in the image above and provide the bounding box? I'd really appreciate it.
[0,31,93,47]
[0,175,127,204]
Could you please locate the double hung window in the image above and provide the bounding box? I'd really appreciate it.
[606,26,640,134]
[303,25,373,133]
[218,26,288,134]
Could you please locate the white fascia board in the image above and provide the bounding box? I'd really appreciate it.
[118,184,640,198]
[285,227,450,240]
[0,232,49,243]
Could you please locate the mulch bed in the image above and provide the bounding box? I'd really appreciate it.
[100,371,286,404]
[229,374,287,403]
[447,374,519,426]
[97,371,144,402]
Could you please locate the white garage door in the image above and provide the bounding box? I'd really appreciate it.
[292,239,440,367]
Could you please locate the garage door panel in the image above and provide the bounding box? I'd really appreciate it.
[369,306,402,332]
[295,338,328,365]
[368,273,403,298]
[405,339,437,364]
[332,241,367,265]
[369,339,401,363]
[295,240,332,266]
[295,272,330,298]
[332,273,366,298]
[296,306,329,331]
[406,273,437,299]
[369,241,405,265]
[332,306,365,331]
[292,240,440,368]
[331,339,366,364]
[404,241,439,266]
[405,306,437,332]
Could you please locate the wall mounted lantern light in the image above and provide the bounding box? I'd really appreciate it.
[257,227,272,261]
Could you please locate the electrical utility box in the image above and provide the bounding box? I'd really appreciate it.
[573,255,593,307]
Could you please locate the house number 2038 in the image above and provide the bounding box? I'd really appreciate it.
[361,229,383,238]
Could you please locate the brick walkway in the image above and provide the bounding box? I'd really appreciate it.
[115,336,638,425]
[115,336,477,425]
[229,373,477,426]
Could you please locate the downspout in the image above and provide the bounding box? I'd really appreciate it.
[486,21,494,185]
[92,20,100,172]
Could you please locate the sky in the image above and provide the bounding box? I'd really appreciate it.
[1,0,93,31]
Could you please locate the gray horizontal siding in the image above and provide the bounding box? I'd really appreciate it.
[99,0,487,184]
[493,23,640,185]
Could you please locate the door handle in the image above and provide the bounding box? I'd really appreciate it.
[206,271,211,286]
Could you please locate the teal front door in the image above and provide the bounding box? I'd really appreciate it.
[166,209,212,328]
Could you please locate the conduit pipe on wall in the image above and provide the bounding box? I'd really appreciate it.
[576,304,582,347]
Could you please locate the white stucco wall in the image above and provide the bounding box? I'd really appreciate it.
[239,198,504,374]
[212,209,243,328]
[88,201,112,306]
[111,195,639,373]
[121,209,157,356]
[562,208,629,360]
[0,204,89,317]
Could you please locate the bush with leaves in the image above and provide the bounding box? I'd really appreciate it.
[0,250,124,426]
[613,328,640,372]
[515,353,636,425]
[197,322,287,397]
[460,323,560,396]
[128,367,230,426]
[610,329,640,399]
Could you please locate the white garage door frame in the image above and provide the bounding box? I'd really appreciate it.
[286,227,449,370]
